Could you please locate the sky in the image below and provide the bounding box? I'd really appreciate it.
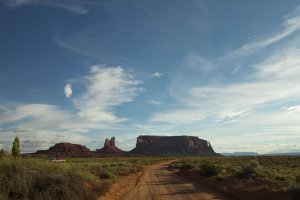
[1,0,300,154]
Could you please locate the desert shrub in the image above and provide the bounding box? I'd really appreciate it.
[89,164,115,180]
[179,162,196,171]
[168,161,182,170]
[237,160,266,179]
[32,173,86,200]
[0,158,112,200]
[199,161,218,177]
[275,174,289,182]
[99,170,116,181]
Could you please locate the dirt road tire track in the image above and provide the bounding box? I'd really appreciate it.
[125,161,231,200]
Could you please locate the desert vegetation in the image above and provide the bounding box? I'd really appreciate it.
[0,156,164,200]
[168,156,300,200]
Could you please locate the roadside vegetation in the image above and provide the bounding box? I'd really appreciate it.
[0,156,164,200]
[168,156,300,200]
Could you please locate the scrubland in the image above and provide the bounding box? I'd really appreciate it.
[1,156,299,200]
[168,156,300,200]
[0,156,164,200]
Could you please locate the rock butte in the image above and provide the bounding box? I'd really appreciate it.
[96,137,124,155]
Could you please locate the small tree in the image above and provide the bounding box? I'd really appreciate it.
[12,136,20,160]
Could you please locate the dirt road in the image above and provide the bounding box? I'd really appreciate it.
[125,162,231,200]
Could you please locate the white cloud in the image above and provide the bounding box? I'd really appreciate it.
[64,84,72,98]
[283,105,300,115]
[255,47,300,78]
[0,104,73,132]
[149,100,161,105]
[151,72,163,78]
[73,65,144,122]
[0,65,143,128]
[3,0,88,14]
[0,65,144,152]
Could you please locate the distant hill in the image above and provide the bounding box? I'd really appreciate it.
[222,152,259,156]
[222,152,300,156]
[262,152,300,156]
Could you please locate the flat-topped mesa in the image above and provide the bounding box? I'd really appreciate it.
[35,142,92,157]
[96,136,124,154]
[130,135,218,156]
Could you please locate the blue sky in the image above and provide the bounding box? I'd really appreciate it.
[1,0,300,153]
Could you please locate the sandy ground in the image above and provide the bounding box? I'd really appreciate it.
[99,161,232,200]
[97,171,142,200]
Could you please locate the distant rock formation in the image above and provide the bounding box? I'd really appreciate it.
[96,137,124,154]
[35,142,92,157]
[32,135,219,158]
[130,135,218,156]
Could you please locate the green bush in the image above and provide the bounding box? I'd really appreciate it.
[199,161,218,177]
[237,160,266,179]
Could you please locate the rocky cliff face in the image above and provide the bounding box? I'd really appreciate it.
[130,135,218,156]
[35,142,92,157]
[96,137,124,154]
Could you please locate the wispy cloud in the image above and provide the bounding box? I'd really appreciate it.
[3,0,89,14]
[0,104,69,123]
[64,83,72,98]
[73,65,144,122]
[185,54,214,72]
[151,7,300,125]
[228,11,300,58]
[152,45,300,124]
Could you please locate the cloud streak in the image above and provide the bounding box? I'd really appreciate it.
[228,11,300,58]
[3,0,89,14]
